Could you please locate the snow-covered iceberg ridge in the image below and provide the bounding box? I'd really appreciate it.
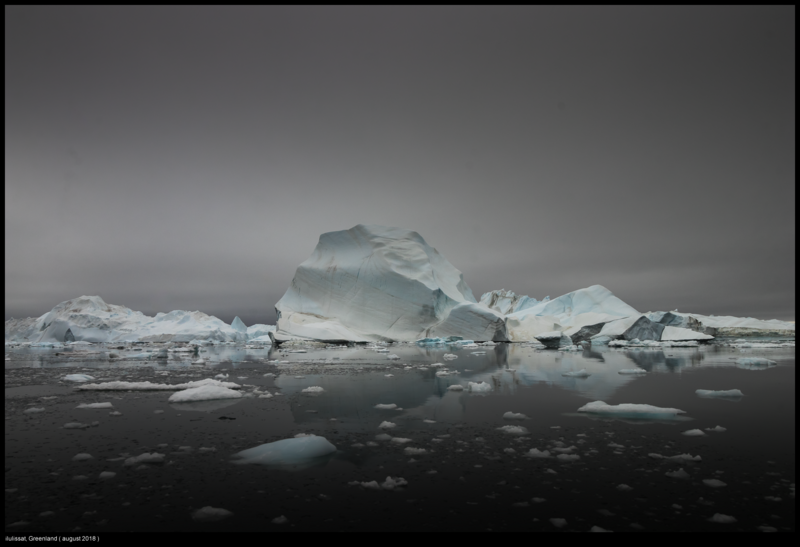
[4,295,274,344]
[271,224,508,344]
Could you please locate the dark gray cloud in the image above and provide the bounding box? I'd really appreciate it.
[5,6,795,325]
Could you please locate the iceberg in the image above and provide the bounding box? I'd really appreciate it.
[479,289,540,315]
[167,385,243,403]
[577,401,686,419]
[232,436,337,466]
[5,295,248,344]
[735,357,777,370]
[534,331,571,349]
[271,225,508,343]
[695,389,743,398]
[649,311,794,337]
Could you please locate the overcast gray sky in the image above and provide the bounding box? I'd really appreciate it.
[5,6,795,326]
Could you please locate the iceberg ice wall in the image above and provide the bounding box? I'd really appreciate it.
[272,224,508,343]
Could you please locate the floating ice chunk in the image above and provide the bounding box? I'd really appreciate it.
[378,421,396,429]
[384,374,394,378]
[76,402,114,409]
[374,404,398,410]
[468,381,492,392]
[447,384,464,391]
[549,518,567,528]
[524,449,551,458]
[192,506,233,521]
[76,378,240,391]
[109,411,122,416]
[735,358,777,370]
[557,454,580,461]
[301,386,325,393]
[562,369,590,377]
[63,374,95,383]
[616,484,633,491]
[423,419,436,424]
[271,515,288,524]
[23,407,45,414]
[391,437,412,444]
[703,479,727,488]
[385,354,400,360]
[577,401,686,419]
[503,412,527,420]
[72,453,93,461]
[618,369,647,375]
[695,389,744,399]
[649,453,702,462]
[404,447,427,455]
[382,477,408,490]
[708,513,736,523]
[705,426,727,432]
[443,354,458,360]
[681,429,706,437]
[435,370,452,377]
[99,472,116,479]
[123,453,165,466]
[665,468,690,479]
[63,422,96,429]
[497,425,530,435]
[232,436,336,466]
[590,526,612,532]
[168,385,242,403]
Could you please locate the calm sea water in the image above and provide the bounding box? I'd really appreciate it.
[5,341,795,532]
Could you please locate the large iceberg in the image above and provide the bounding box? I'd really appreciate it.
[4,295,259,344]
[271,225,508,343]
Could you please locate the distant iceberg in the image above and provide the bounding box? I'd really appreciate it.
[4,295,274,344]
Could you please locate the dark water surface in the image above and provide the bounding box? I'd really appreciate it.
[5,342,795,532]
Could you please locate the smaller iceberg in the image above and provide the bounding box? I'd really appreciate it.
[695,389,743,398]
[167,385,242,403]
[232,435,337,468]
[735,358,777,370]
[577,401,686,419]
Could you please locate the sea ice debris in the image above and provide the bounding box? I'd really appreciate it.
[497,425,530,435]
[503,412,527,420]
[192,506,233,522]
[232,436,336,466]
[167,385,242,403]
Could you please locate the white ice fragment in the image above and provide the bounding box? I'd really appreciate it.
[63,374,95,383]
[423,419,436,424]
[123,453,165,466]
[374,404,398,410]
[577,401,686,418]
[192,506,233,521]
[404,447,427,455]
[681,429,706,437]
[735,358,777,369]
[589,526,612,532]
[378,421,396,429]
[301,386,325,393]
[468,381,492,392]
[562,369,590,377]
[72,453,93,461]
[665,468,690,479]
[76,402,114,409]
[390,437,412,444]
[503,412,527,420]
[443,353,458,360]
[708,513,736,523]
[233,436,336,466]
[703,479,727,488]
[447,384,464,391]
[497,425,530,435]
[386,354,400,360]
[695,389,743,398]
[618,369,647,375]
[384,374,394,378]
[168,385,242,403]
[704,426,727,432]
[616,484,633,491]
[76,378,240,391]
[23,407,45,414]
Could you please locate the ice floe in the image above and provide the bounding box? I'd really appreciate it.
[232,436,336,466]
[468,381,492,393]
[168,385,243,403]
[502,412,527,420]
[577,401,686,418]
[123,453,165,466]
[735,358,777,370]
[192,506,233,522]
[76,402,114,409]
[497,425,529,435]
[374,403,398,410]
[695,389,743,398]
[76,378,241,391]
[681,429,706,437]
